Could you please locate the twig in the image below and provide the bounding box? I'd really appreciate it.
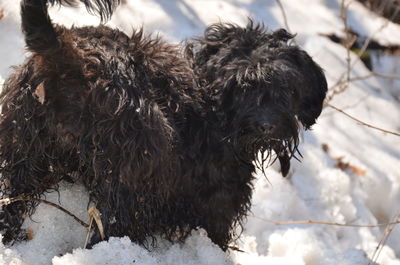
[326,72,400,106]
[0,197,89,227]
[327,0,353,101]
[327,72,400,97]
[322,94,370,117]
[333,72,400,88]
[248,214,400,228]
[353,21,389,73]
[349,72,400,82]
[340,0,354,84]
[369,213,400,265]
[326,102,400,137]
[327,5,391,101]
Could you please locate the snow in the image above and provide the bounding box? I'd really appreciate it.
[0,1,24,77]
[1,0,400,264]
[52,230,233,265]
[12,183,89,265]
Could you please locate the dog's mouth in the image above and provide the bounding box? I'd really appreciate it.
[241,134,300,177]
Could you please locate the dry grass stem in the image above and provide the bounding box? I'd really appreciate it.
[0,197,89,227]
[369,213,400,265]
[248,214,400,228]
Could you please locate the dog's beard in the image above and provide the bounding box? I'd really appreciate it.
[230,122,300,177]
[254,136,300,176]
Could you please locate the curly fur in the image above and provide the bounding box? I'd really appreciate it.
[0,0,327,250]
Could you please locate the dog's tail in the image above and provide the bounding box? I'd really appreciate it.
[20,0,119,53]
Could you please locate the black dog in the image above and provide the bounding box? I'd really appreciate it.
[183,22,327,247]
[0,0,327,250]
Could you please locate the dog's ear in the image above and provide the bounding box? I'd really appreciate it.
[286,48,327,129]
[299,54,327,129]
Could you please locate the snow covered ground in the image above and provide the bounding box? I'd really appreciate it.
[0,0,400,264]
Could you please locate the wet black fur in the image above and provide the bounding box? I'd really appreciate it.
[0,0,327,250]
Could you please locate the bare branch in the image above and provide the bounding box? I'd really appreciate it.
[340,0,353,84]
[330,72,400,93]
[327,2,392,101]
[349,72,400,82]
[350,72,400,81]
[326,102,400,137]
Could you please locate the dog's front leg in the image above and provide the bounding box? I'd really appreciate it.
[196,184,251,250]
[193,160,254,250]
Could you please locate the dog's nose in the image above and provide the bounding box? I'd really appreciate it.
[256,122,276,134]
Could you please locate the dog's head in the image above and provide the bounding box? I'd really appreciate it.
[189,22,327,175]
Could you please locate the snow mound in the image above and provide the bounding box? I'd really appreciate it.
[53,230,232,265]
